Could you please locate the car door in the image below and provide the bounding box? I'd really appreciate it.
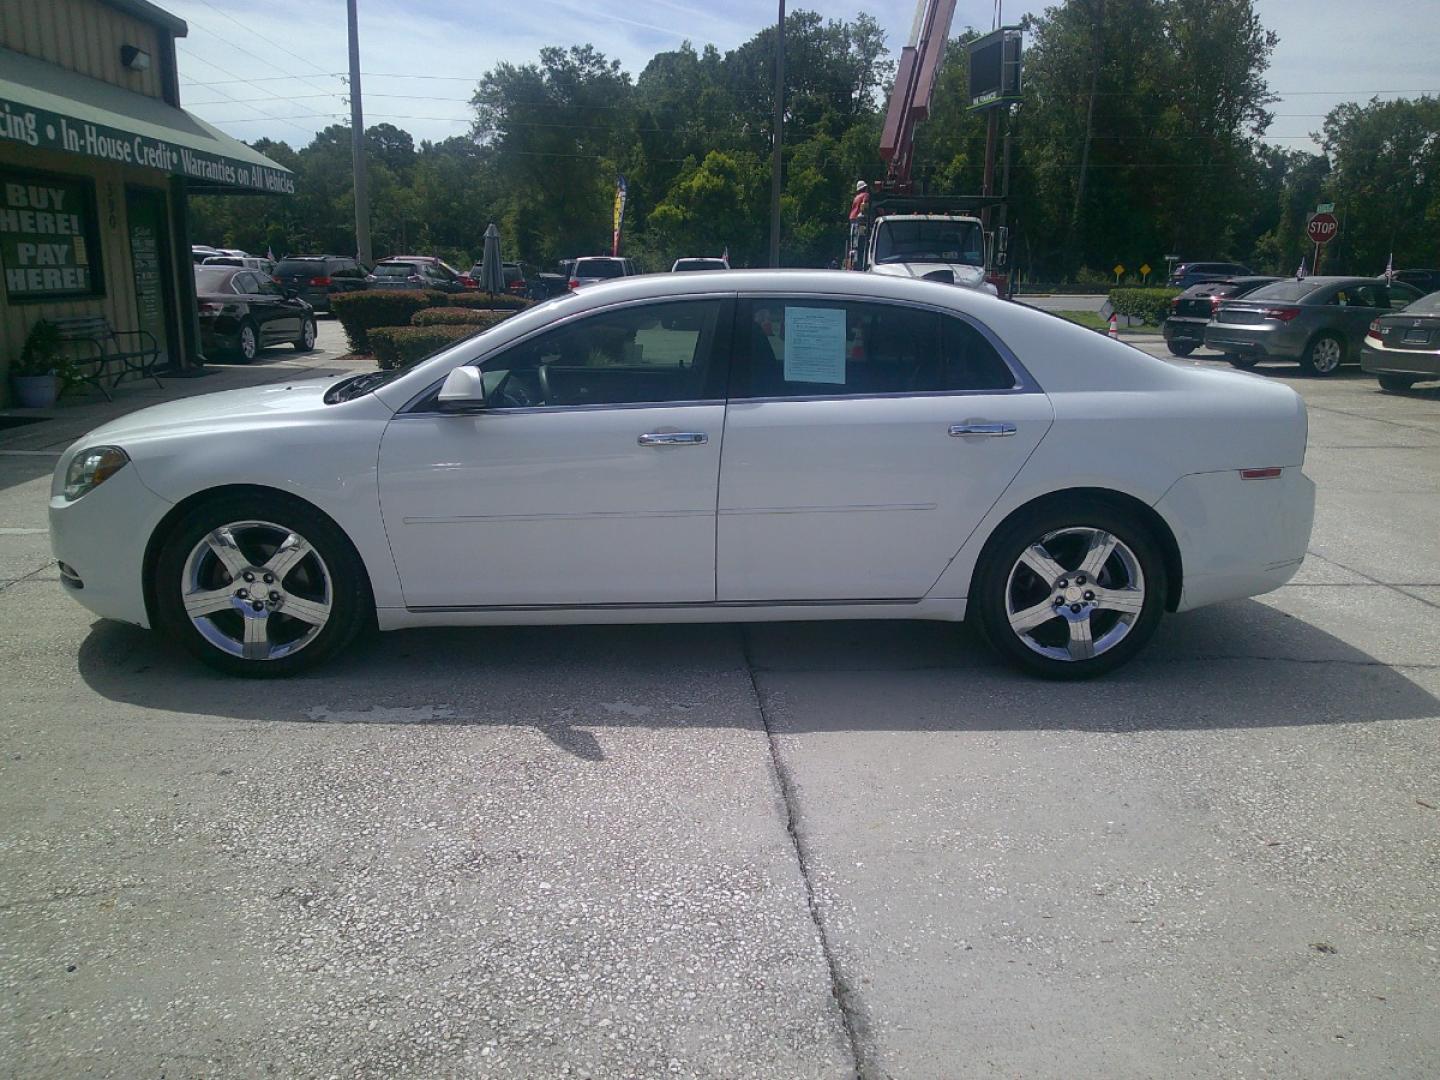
[249,273,302,341]
[716,296,1053,602]
[231,272,280,344]
[377,297,731,609]
[1337,283,1387,349]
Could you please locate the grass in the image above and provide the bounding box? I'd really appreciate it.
[1052,310,1158,335]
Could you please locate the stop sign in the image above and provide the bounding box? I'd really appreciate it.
[1307,212,1339,245]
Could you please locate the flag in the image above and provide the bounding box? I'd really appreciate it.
[722,245,729,265]
[1296,256,1307,280]
[1384,252,1393,281]
[611,175,628,256]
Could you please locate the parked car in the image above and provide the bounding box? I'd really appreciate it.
[202,255,274,275]
[368,260,466,294]
[193,266,317,362]
[1162,276,1278,356]
[569,256,637,289]
[51,270,1313,680]
[529,272,571,301]
[1361,287,1440,392]
[1390,268,1440,296]
[1169,261,1254,289]
[672,257,729,273]
[379,256,473,291]
[466,260,529,296]
[191,245,221,265]
[1204,276,1423,375]
[272,255,369,312]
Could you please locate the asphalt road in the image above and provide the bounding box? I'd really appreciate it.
[2,326,1438,1078]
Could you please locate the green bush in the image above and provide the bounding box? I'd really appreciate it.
[369,324,485,370]
[411,307,515,328]
[330,290,446,352]
[445,291,534,312]
[1108,287,1182,326]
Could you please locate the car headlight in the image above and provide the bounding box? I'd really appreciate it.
[63,446,129,501]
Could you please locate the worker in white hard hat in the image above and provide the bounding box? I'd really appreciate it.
[849,180,869,222]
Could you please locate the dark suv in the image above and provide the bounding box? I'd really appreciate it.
[272,255,368,312]
[1169,261,1254,289]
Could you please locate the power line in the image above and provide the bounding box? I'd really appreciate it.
[176,46,335,138]
[189,0,339,92]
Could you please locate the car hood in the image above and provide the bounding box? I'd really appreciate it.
[869,261,989,289]
[74,378,345,446]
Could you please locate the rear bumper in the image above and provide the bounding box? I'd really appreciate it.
[1360,342,1440,378]
[1163,317,1208,344]
[1156,466,1316,612]
[1202,323,1307,359]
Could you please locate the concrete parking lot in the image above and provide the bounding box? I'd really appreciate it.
[2,329,1438,1078]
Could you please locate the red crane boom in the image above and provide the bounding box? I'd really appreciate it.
[878,0,958,191]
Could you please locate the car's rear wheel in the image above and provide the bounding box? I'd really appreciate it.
[294,316,317,352]
[1167,340,1197,357]
[153,493,371,677]
[1376,373,1417,393]
[1302,332,1345,375]
[971,504,1167,679]
[236,319,259,363]
[1225,353,1258,370]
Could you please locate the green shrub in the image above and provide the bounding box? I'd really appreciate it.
[369,324,486,370]
[1108,287,1182,326]
[411,307,514,328]
[445,291,534,312]
[330,290,440,352]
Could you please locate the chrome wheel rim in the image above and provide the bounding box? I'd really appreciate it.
[1005,527,1146,662]
[240,325,257,359]
[181,520,332,660]
[1312,337,1341,372]
[302,320,315,348]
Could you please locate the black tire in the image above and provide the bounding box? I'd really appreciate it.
[294,316,317,352]
[152,491,372,677]
[1300,332,1345,376]
[970,501,1169,680]
[1226,353,1259,370]
[1167,340,1197,357]
[1377,373,1417,393]
[235,319,259,363]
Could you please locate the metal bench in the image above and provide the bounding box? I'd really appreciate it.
[51,315,163,401]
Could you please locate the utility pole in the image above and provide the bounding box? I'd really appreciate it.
[768,0,785,268]
[346,0,372,266]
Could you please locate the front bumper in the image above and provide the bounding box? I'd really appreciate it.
[1360,341,1440,378]
[1202,322,1307,359]
[1156,466,1315,612]
[49,461,173,627]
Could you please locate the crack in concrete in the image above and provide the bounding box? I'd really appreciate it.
[740,627,869,1080]
[0,561,56,597]
[1306,551,1440,611]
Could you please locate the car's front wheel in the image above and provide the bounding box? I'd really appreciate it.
[153,492,371,676]
[971,504,1168,679]
[1167,340,1197,357]
[1301,332,1345,376]
[1225,353,1258,370]
[1376,373,1417,393]
[235,319,259,363]
[294,316,317,352]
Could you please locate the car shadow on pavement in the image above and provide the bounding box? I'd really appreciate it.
[74,597,1439,760]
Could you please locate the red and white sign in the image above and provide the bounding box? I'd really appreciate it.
[1306,212,1339,245]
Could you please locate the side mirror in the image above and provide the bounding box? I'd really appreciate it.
[996,226,1009,267]
[437,366,487,411]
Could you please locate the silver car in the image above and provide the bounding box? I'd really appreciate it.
[1205,276,1422,375]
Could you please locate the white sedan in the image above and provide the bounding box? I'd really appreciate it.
[49,271,1315,678]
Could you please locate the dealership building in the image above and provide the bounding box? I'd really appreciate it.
[0,0,292,406]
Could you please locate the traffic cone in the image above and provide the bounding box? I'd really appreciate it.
[1108,312,1119,339]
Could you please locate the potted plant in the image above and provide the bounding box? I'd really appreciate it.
[9,320,66,409]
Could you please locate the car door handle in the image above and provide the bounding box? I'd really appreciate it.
[949,422,1017,438]
[638,431,708,446]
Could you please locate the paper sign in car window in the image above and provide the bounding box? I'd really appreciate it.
[784,306,847,384]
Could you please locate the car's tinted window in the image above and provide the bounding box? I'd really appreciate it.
[480,300,722,408]
[232,272,258,293]
[374,265,417,279]
[574,259,626,279]
[1246,281,1321,303]
[1387,282,1422,308]
[1404,291,1440,314]
[734,299,1013,399]
[1351,283,1387,308]
[194,267,235,293]
[276,259,323,275]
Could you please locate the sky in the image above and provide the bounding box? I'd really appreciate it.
[166,0,1440,154]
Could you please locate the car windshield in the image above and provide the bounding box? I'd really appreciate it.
[194,267,236,293]
[375,265,419,278]
[873,219,984,265]
[575,259,626,278]
[675,260,726,271]
[1244,280,1322,302]
[275,259,323,275]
